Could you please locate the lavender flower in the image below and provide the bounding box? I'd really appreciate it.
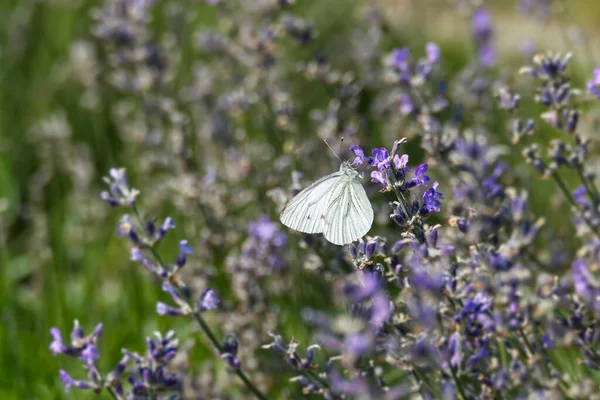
[59,371,95,392]
[518,0,552,21]
[51,321,183,397]
[587,69,600,99]
[472,7,496,67]
[100,168,139,207]
[49,321,103,359]
[221,334,241,369]
[198,288,219,311]
[39,3,600,399]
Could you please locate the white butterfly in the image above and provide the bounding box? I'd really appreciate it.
[280,161,374,246]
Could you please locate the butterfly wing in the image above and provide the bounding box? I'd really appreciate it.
[280,171,343,234]
[323,176,374,246]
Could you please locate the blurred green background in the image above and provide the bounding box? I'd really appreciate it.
[1,0,600,398]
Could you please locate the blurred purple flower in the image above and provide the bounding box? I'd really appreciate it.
[448,333,462,368]
[156,302,184,316]
[466,343,490,370]
[243,216,287,270]
[587,69,600,99]
[472,7,496,67]
[59,370,95,392]
[426,42,441,64]
[199,288,220,311]
[249,215,286,246]
[472,7,493,41]
[518,0,551,20]
[370,294,391,328]
[572,259,600,306]
[479,43,497,67]
[455,293,495,338]
[176,239,194,268]
[399,94,415,115]
[81,345,100,365]
[344,273,381,302]
[50,328,66,356]
[390,48,410,71]
[100,168,139,207]
[343,332,373,363]
[156,217,175,241]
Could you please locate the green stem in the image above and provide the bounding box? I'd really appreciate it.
[450,366,467,400]
[576,167,600,207]
[187,285,270,400]
[192,312,223,351]
[106,387,120,400]
[519,327,555,383]
[551,171,600,238]
[412,367,438,397]
[128,205,269,400]
[518,327,534,355]
[292,352,331,390]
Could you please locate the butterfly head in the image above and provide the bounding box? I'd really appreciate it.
[340,161,361,178]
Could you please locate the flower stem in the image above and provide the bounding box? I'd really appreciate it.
[106,387,120,400]
[450,366,467,400]
[576,167,600,208]
[292,351,331,390]
[551,171,600,238]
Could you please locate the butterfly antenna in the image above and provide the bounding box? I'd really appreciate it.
[339,136,344,156]
[324,139,342,162]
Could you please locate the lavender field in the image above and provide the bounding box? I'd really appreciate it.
[3,0,600,399]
